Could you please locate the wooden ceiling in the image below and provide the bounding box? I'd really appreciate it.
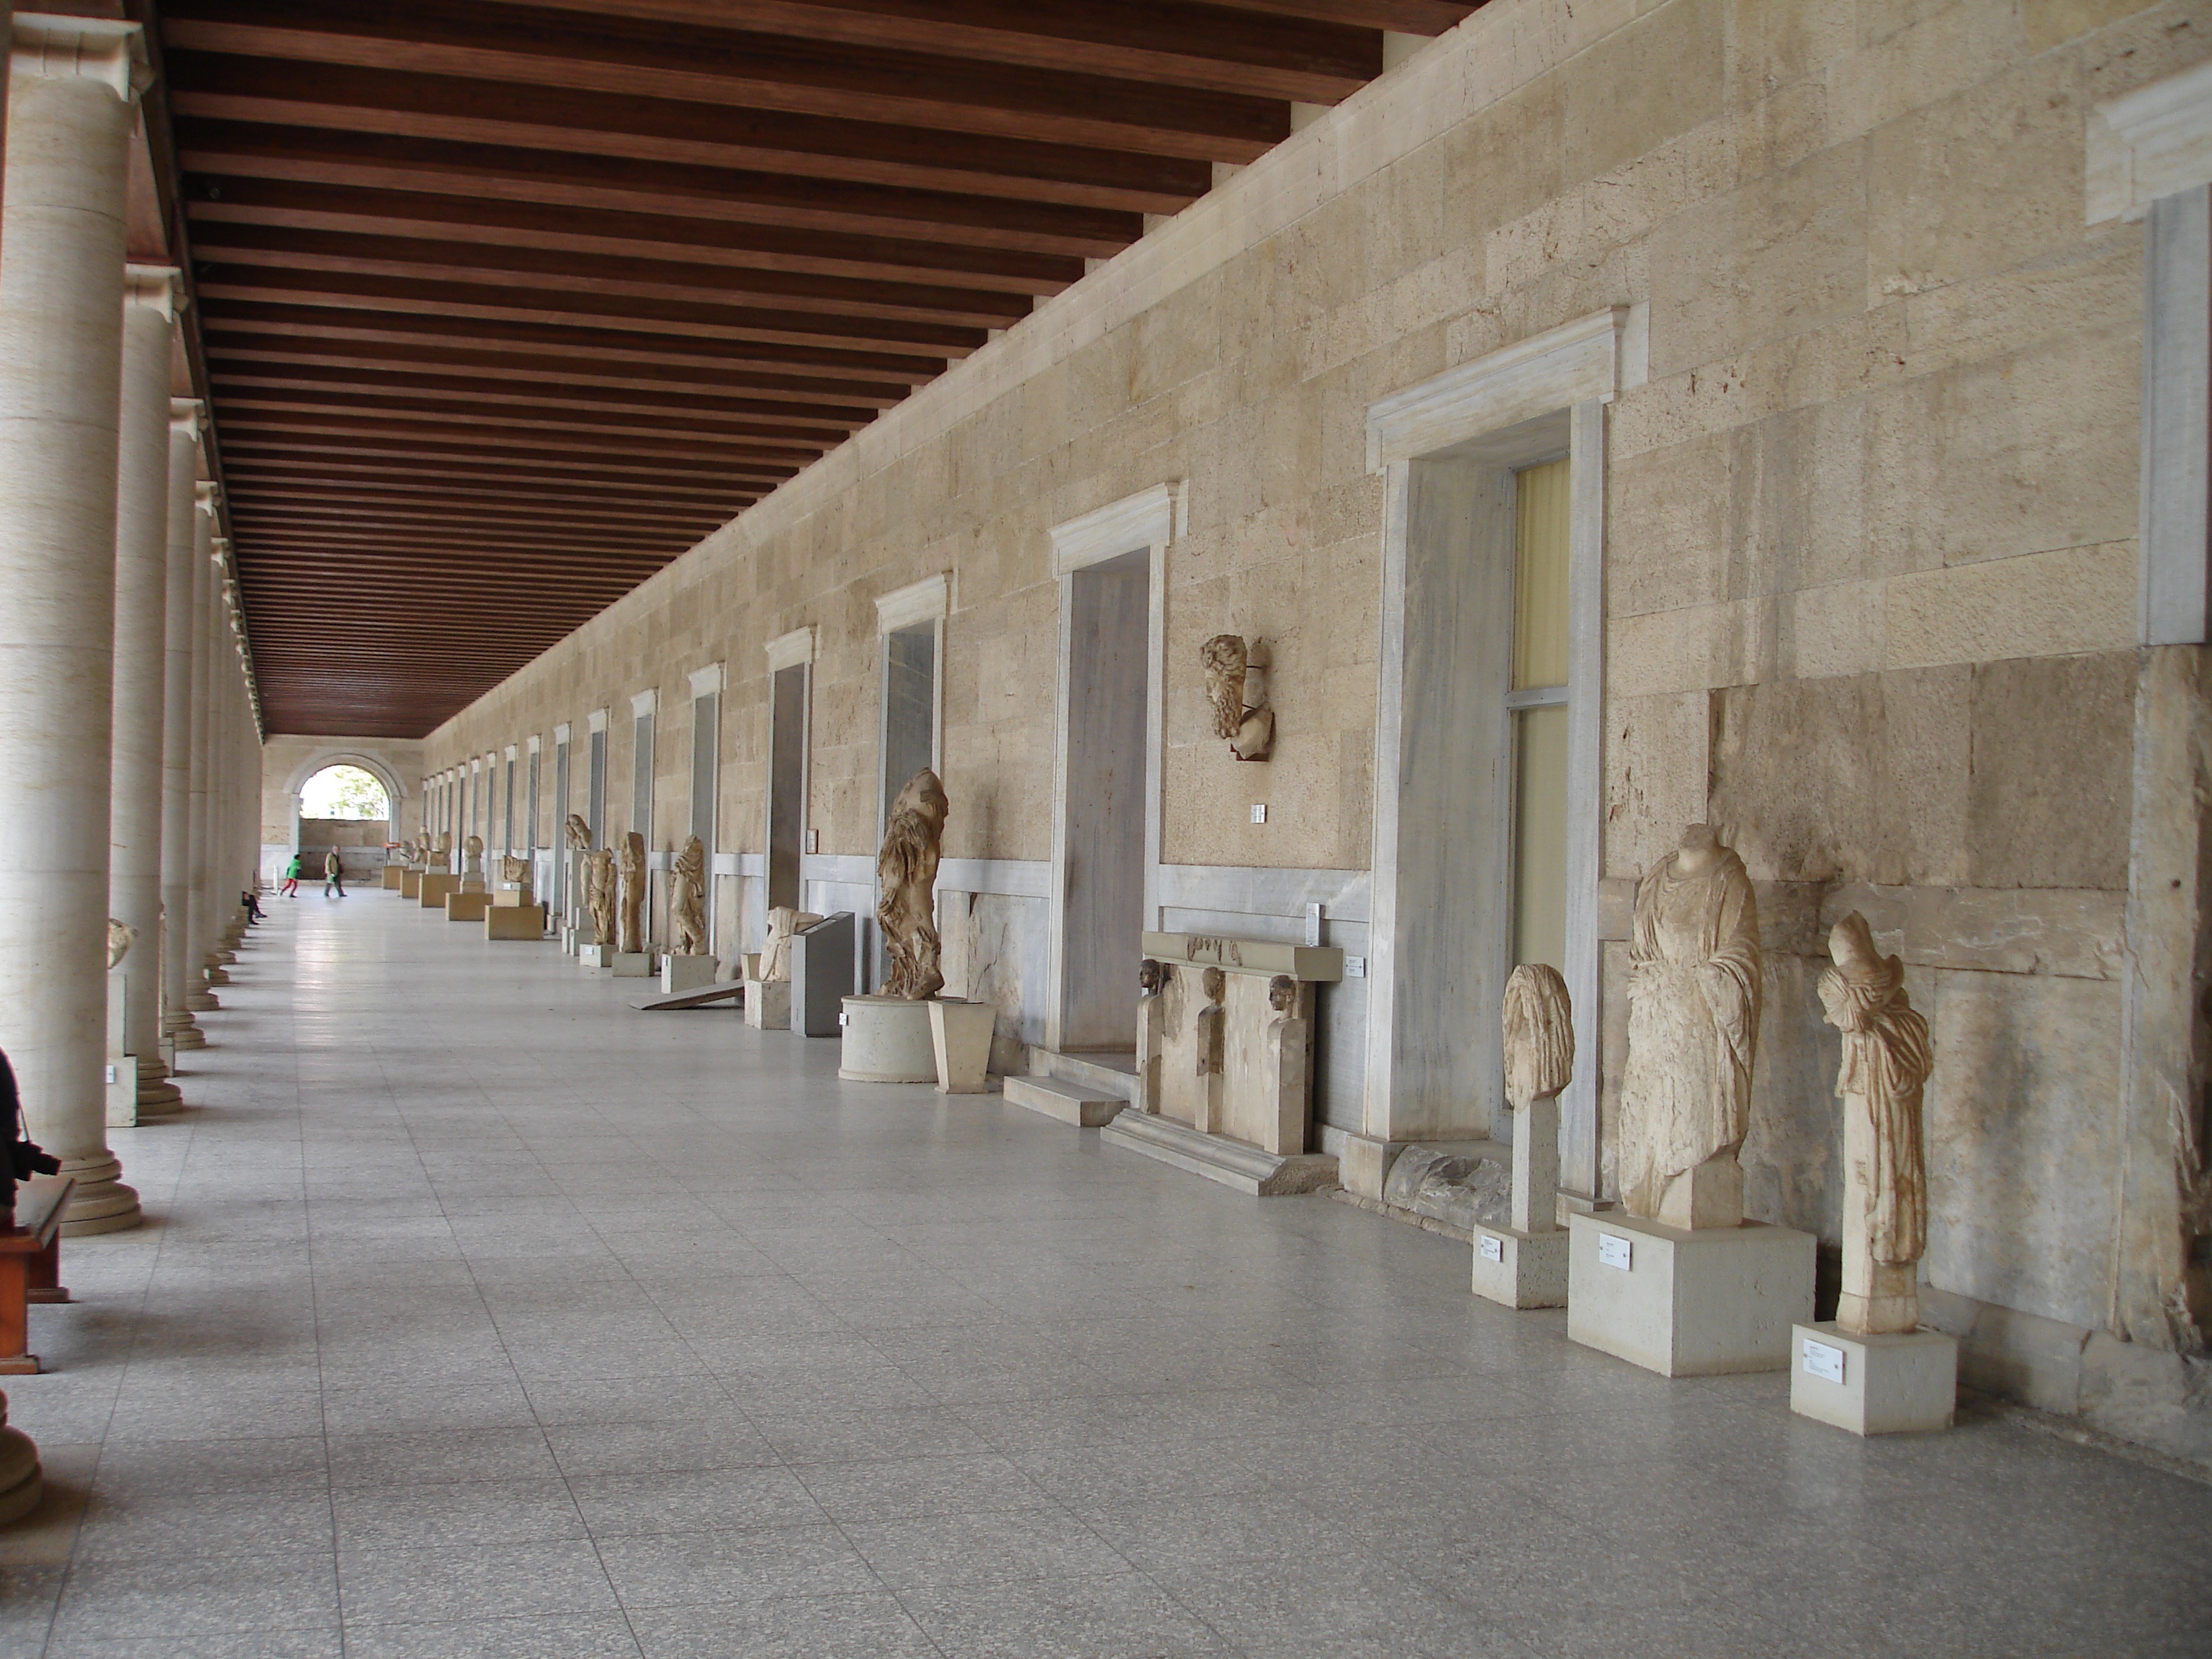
[153,0,1479,736]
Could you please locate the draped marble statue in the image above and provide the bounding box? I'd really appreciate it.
[670,835,708,957]
[875,768,948,1000]
[1501,962,1572,1237]
[616,832,647,955]
[759,906,823,983]
[564,814,590,851]
[583,848,616,948]
[1618,824,1763,1230]
[1819,911,1933,1336]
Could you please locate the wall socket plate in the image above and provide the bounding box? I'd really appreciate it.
[1249,804,1267,824]
[805,830,819,853]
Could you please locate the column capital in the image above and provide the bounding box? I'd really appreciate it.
[12,15,151,104]
[122,264,184,320]
[169,397,205,441]
[194,480,220,516]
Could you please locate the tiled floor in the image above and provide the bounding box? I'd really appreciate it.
[0,895,2204,1658]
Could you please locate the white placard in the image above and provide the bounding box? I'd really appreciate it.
[1344,956,1366,978]
[1478,1235,1503,1263]
[1596,1233,1632,1272]
[1802,1337,1846,1385]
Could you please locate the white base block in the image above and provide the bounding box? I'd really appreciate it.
[578,943,608,968]
[662,953,719,994]
[839,996,937,1083]
[105,1057,138,1129]
[1568,1212,1815,1376]
[1002,1074,1123,1126]
[744,979,789,1030]
[1470,1224,1568,1309]
[927,999,996,1093]
[611,952,654,979]
[1100,1110,1336,1196]
[1790,1321,1958,1435]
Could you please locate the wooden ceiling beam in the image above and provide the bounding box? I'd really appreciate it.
[176,120,1140,256]
[208,361,876,431]
[189,220,1035,328]
[221,483,728,530]
[215,409,818,467]
[163,54,1216,211]
[218,431,789,487]
[230,522,693,558]
[162,1,1286,163]
[1199,0,1473,30]
[196,266,985,354]
[197,297,950,382]
[214,389,853,449]
[217,457,752,511]
[184,175,1083,294]
[478,0,1384,103]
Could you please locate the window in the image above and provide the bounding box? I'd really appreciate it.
[587,723,607,848]
[631,705,655,848]
[1509,457,1570,974]
[881,621,937,826]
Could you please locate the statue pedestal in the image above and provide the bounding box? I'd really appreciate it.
[104,1056,138,1129]
[382,866,405,891]
[399,868,422,898]
[445,892,491,922]
[1789,1322,1956,1435]
[1470,1224,1568,1309]
[491,888,535,907]
[1567,1212,1815,1376]
[745,979,789,1030]
[662,953,718,994]
[579,943,608,969]
[838,996,936,1082]
[418,873,457,908]
[927,999,996,1093]
[486,904,545,940]
[611,951,654,979]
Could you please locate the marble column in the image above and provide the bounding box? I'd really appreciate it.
[110,264,182,1115]
[159,400,202,1054]
[0,15,148,1233]
[178,488,216,1025]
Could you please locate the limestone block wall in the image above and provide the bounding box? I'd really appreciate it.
[417,0,2212,1453]
[259,735,423,885]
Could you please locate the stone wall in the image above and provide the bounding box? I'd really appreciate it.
[418,0,2212,1456]
[260,734,423,885]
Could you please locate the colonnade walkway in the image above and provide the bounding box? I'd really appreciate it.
[0,898,2202,1657]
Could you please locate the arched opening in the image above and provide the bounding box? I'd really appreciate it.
[297,764,392,884]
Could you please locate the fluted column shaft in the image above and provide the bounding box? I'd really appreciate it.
[158,403,202,1053]
[0,17,147,1233]
[109,264,181,1113]
[184,508,215,1012]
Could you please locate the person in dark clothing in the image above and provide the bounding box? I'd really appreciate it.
[0,1051,61,1221]
[323,848,346,898]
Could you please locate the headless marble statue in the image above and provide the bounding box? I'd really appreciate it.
[669,835,708,958]
[1618,824,1762,1230]
[875,768,948,999]
[583,849,616,948]
[1501,962,1572,1236]
[616,832,647,955]
[1819,911,1933,1336]
[760,906,823,984]
[564,814,591,852]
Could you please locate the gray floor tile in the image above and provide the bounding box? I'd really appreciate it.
[336,1538,619,1624]
[598,1522,878,1609]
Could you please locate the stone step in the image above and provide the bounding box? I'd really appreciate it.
[1002,1074,1124,1128]
[1100,1111,1338,1197]
[1035,1048,1141,1104]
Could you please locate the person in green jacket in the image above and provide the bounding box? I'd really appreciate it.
[280,853,302,898]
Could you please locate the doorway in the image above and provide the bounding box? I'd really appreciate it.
[767,661,808,913]
[1054,549,1152,1053]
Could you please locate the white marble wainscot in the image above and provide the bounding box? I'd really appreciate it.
[938,858,1051,1076]
[1100,931,1342,1197]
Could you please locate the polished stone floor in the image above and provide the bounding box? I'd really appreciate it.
[0,895,2203,1658]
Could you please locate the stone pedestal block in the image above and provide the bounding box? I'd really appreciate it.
[485,904,544,940]
[491,889,535,907]
[578,943,608,968]
[418,873,457,907]
[611,951,653,979]
[104,1057,137,1129]
[399,868,421,898]
[927,999,996,1093]
[1568,1212,1815,1377]
[445,891,490,922]
[662,953,718,994]
[1002,1074,1123,1125]
[1789,1322,1958,1436]
[745,979,789,1030]
[1470,1223,1568,1309]
[381,866,405,890]
[839,996,936,1082]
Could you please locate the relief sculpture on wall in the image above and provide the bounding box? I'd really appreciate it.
[1200,634,1274,763]
[875,768,948,999]
[1617,823,1762,1231]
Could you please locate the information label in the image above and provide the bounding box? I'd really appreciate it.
[1596,1233,1632,1272]
[1478,1235,1503,1263]
[1801,1337,1846,1385]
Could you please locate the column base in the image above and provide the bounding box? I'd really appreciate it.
[0,1396,41,1526]
[166,1012,206,1050]
[184,992,219,1012]
[57,1154,140,1236]
[134,1065,183,1116]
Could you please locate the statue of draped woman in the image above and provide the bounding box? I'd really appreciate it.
[1819,911,1933,1335]
[1618,824,1763,1230]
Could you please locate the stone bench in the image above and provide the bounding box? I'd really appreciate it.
[0,1177,73,1375]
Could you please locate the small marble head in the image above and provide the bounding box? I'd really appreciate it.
[1138,958,1164,997]
[1200,966,1226,1004]
[1267,974,1298,1014]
